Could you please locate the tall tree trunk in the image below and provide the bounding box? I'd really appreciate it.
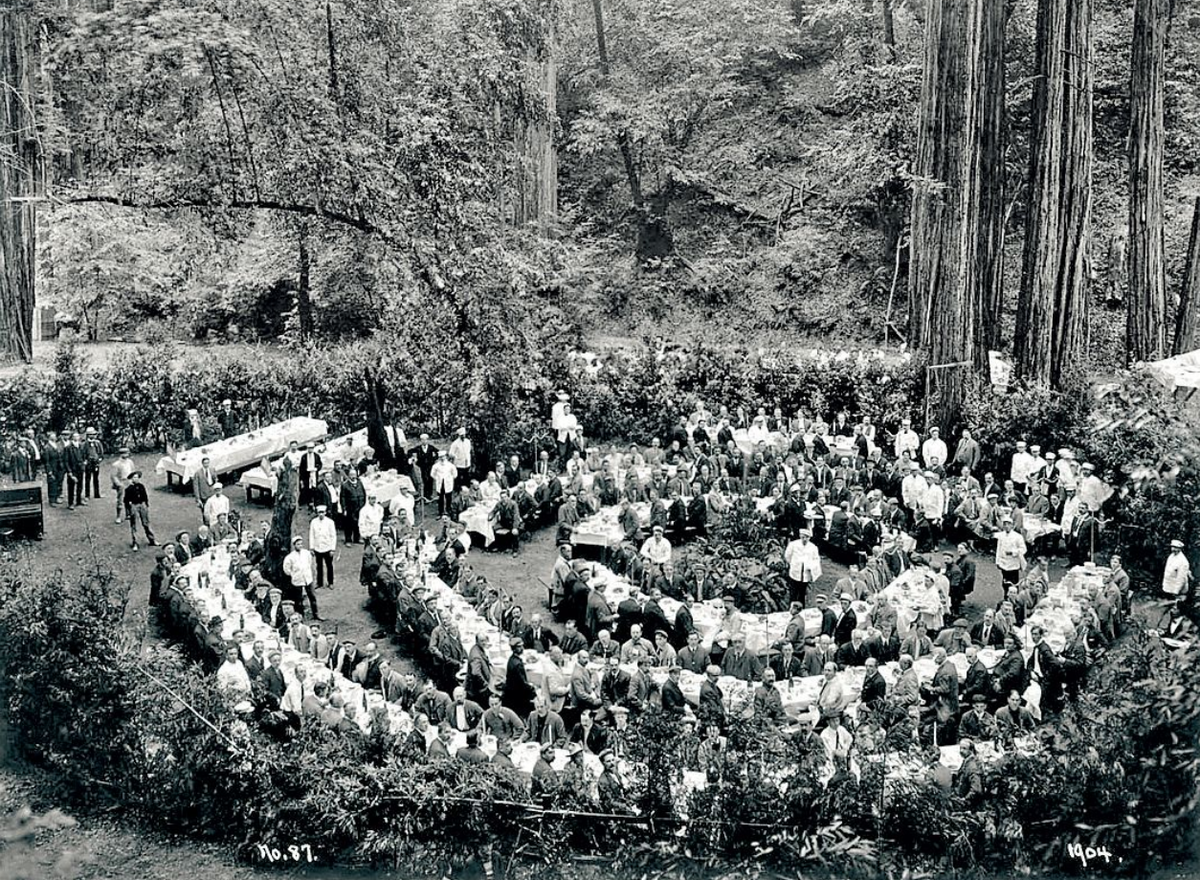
[1015,0,1092,388]
[882,0,897,55]
[1127,0,1169,364]
[513,17,558,231]
[364,366,396,471]
[296,219,313,340]
[0,1,39,363]
[263,459,298,588]
[592,0,669,260]
[1173,196,1200,355]
[908,0,1005,429]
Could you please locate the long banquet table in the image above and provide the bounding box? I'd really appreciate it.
[157,417,329,487]
[237,428,375,501]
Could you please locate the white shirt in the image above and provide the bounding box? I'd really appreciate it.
[449,437,473,471]
[1060,496,1081,536]
[1078,475,1111,512]
[480,479,502,503]
[217,660,252,697]
[1163,551,1191,596]
[784,539,822,582]
[557,413,580,443]
[994,530,1027,573]
[389,492,415,525]
[901,473,929,509]
[309,515,338,553]
[893,428,919,459]
[1010,451,1036,484]
[640,535,673,566]
[358,502,384,538]
[430,460,458,492]
[280,678,304,714]
[283,548,315,586]
[921,437,947,467]
[203,493,230,523]
[1056,459,1078,491]
[551,400,570,432]
[921,484,946,520]
[747,422,770,445]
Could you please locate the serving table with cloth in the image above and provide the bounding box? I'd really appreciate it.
[157,418,329,488]
[237,428,375,502]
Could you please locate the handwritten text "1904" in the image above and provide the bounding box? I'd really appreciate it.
[255,844,315,863]
[1067,842,1118,869]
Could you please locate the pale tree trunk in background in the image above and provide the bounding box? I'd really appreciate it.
[0,1,39,363]
[296,219,313,340]
[882,0,896,55]
[908,0,1005,429]
[1015,0,1092,387]
[513,17,558,231]
[1127,0,1169,365]
[1173,196,1200,355]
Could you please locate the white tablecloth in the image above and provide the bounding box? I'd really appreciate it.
[237,428,375,495]
[460,501,498,546]
[158,417,329,483]
[1023,514,1060,542]
[360,470,415,506]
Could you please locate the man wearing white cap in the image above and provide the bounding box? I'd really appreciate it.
[994,517,1027,586]
[893,417,920,460]
[1056,449,1078,493]
[921,427,947,470]
[309,504,338,590]
[1010,440,1036,494]
[448,427,473,479]
[110,446,135,523]
[430,450,458,517]
[1163,539,1191,613]
[783,529,822,606]
[203,481,230,526]
[1077,462,1110,512]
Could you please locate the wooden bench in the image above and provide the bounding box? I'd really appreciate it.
[0,484,44,539]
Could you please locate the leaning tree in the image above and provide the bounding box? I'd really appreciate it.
[908,0,1006,429]
[262,457,299,587]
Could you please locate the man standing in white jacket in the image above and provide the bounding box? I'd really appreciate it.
[283,536,320,621]
[430,450,458,517]
[309,505,338,591]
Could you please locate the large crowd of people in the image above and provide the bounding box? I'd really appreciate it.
[131,390,1192,826]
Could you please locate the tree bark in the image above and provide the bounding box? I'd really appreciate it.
[1173,196,1200,355]
[1127,0,1169,365]
[0,1,39,363]
[296,218,313,340]
[882,0,897,55]
[1015,0,1092,388]
[513,15,558,232]
[908,0,1006,428]
[263,458,298,588]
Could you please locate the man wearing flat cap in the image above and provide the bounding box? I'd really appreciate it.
[933,617,972,655]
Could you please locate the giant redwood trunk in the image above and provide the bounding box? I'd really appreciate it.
[0,2,38,364]
[1173,197,1200,355]
[908,0,1005,428]
[1015,0,1092,388]
[1127,0,1169,365]
[513,19,558,232]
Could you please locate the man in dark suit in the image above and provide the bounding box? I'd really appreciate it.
[504,639,537,719]
[814,594,838,638]
[614,594,642,644]
[261,652,287,707]
[698,664,725,729]
[771,641,805,683]
[599,655,632,714]
[447,687,485,733]
[922,648,960,714]
[961,646,993,707]
[641,590,671,643]
[414,682,453,725]
[677,631,710,674]
[521,614,558,652]
[1027,625,1063,712]
[298,446,322,508]
[339,470,367,544]
[835,629,872,668]
[411,434,439,502]
[833,593,858,646]
[64,432,86,509]
[43,431,65,505]
[971,609,1005,649]
[660,665,689,716]
[672,593,696,649]
[860,657,887,706]
[244,641,267,681]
